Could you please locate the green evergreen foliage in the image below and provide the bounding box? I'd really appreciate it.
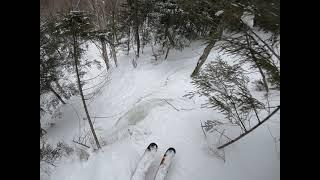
[189,57,265,131]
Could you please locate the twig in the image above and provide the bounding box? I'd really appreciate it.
[162,99,180,111]
[267,125,279,156]
[42,160,56,167]
[82,69,107,82]
[200,121,207,139]
[212,128,232,141]
[72,140,91,149]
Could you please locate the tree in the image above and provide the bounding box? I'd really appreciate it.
[151,0,193,59]
[219,28,280,91]
[190,0,247,77]
[188,57,280,149]
[40,16,72,105]
[56,10,101,149]
[88,0,111,69]
[189,0,280,77]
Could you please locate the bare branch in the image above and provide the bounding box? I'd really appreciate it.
[218,105,280,149]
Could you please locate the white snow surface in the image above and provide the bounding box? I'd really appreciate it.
[241,11,255,28]
[41,38,280,180]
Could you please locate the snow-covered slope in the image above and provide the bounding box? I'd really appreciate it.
[41,40,280,180]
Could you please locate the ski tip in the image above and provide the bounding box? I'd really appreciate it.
[147,142,158,150]
[167,147,176,154]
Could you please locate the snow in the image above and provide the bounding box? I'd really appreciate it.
[241,12,255,28]
[215,10,224,17]
[41,39,279,180]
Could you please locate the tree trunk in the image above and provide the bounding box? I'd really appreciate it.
[257,65,269,92]
[100,37,110,70]
[135,24,140,57]
[248,28,280,61]
[165,47,170,60]
[49,86,66,104]
[245,35,269,93]
[190,41,215,77]
[111,45,118,67]
[111,10,118,67]
[73,35,101,149]
[55,80,67,99]
[127,26,130,55]
[191,26,223,77]
[89,0,110,70]
[134,0,140,57]
[40,122,43,137]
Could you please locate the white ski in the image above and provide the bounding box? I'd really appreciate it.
[131,143,158,180]
[154,147,176,180]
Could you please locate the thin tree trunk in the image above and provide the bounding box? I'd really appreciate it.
[49,86,66,104]
[135,23,140,57]
[111,46,118,67]
[127,26,130,55]
[217,106,280,149]
[73,35,101,149]
[190,41,215,77]
[89,0,110,70]
[151,41,157,61]
[55,80,67,98]
[245,35,269,93]
[247,28,280,61]
[100,38,110,70]
[191,25,223,77]
[111,10,118,67]
[134,0,140,57]
[165,47,170,60]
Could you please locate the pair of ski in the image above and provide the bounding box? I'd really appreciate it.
[131,143,176,180]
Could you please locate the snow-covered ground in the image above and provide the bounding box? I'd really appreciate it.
[41,40,280,180]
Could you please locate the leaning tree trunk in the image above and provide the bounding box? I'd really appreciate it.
[191,26,223,77]
[49,85,66,104]
[55,80,68,98]
[245,35,269,93]
[73,35,101,150]
[190,41,215,77]
[165,47,170,60]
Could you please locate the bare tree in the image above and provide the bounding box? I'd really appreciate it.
[88,0,111,70]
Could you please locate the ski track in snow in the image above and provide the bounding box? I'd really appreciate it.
[42,40,280,180]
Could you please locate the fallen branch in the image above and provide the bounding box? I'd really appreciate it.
[200,122,207,139]
[72,140,90,149]
[217,105,280,149]
[162,99,180,111]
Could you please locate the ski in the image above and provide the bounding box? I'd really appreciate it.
[154,147,176,180]
[131,143,158,180]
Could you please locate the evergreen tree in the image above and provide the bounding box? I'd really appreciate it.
[56,10,101,149]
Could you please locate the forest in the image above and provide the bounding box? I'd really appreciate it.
[40,0,280,179]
